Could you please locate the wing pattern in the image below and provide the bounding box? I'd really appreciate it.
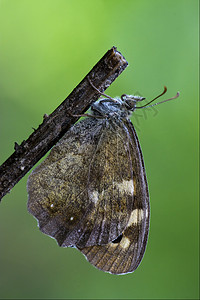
[27,116,149,274]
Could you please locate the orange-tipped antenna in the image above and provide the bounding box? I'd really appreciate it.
[136,87,180,109]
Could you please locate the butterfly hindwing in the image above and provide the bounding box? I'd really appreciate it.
[79,209,149,274]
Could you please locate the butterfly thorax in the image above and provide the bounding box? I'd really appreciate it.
[91,94,145,119]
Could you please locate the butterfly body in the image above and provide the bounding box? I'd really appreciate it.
[27,94,149,274]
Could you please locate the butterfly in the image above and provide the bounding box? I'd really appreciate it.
[27,80,179,274]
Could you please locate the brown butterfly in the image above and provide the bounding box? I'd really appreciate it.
[27,82,179,274]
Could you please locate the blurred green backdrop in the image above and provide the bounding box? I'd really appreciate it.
[0,0,199,299]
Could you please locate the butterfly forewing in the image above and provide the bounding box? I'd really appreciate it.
[78,120,149,274]
[76,118,136,247]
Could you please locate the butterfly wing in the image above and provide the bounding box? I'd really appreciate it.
[74,118,137,248]
[27,117,137,248]
[78,120,150,274]
[78,210,149,274]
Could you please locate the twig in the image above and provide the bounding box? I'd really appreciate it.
[0,46,128,201]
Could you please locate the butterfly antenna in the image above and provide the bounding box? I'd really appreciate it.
[136,87,180,109]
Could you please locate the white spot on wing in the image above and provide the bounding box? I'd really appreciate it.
[89,189,105,205]
[120,237,130,249]
[89,190,99,204]
[110,242,118,248]
[115,179,134,195]
[127,209,144,227]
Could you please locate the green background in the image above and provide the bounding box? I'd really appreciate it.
[0,0,199,299]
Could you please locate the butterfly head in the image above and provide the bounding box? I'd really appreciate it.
[121,94,145,112]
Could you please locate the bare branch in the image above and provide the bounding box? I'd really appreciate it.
[0,46,128,201]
